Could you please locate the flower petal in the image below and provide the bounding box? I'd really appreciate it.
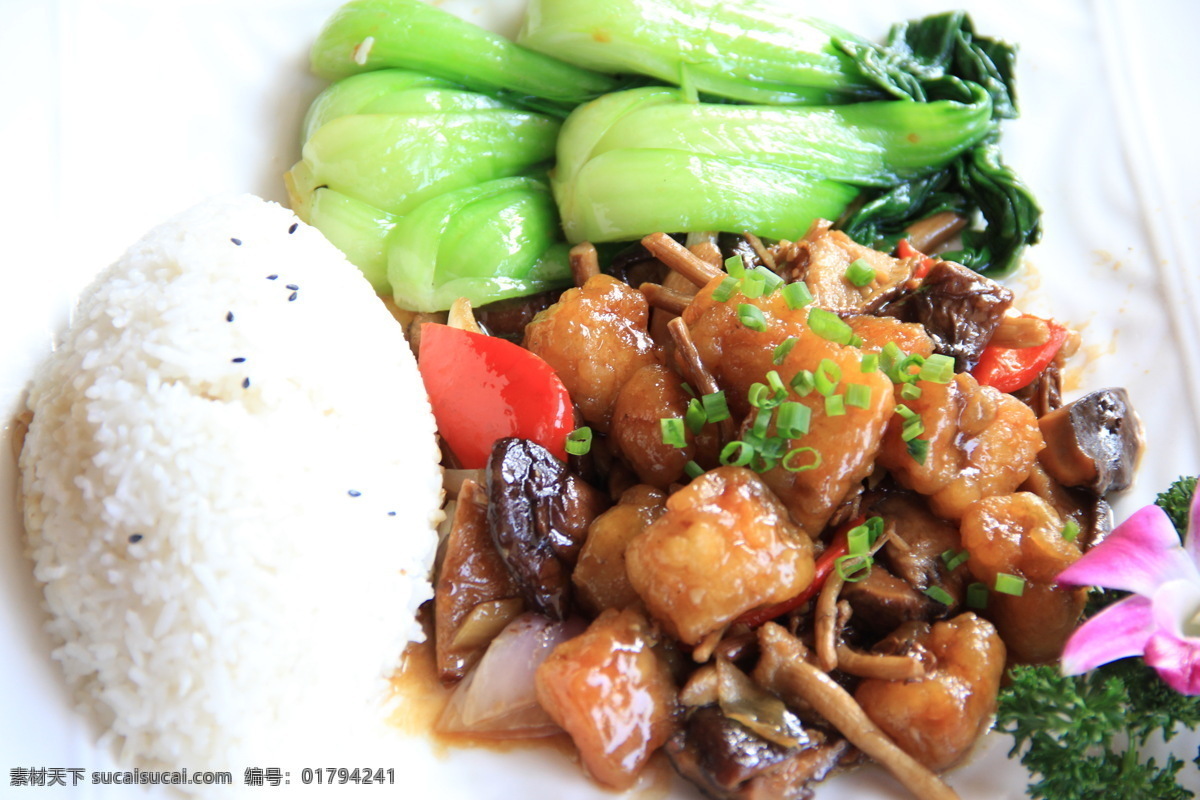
[1144,631,1200,696]
[1151,579,1200,640]
[1060,594,1155,675]
[1056,504,1197,595]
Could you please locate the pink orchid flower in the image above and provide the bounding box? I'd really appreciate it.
[1057,488,1200,694]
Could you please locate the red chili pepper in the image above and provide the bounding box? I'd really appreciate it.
[896,238,936,280]
[417,322,575,469]
[734,517,862,628]
[971,317,1069,393]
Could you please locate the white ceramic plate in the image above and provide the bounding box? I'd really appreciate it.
[2,0,1198,797]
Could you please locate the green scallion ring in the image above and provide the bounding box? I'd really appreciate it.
[844,258,876,287]
[782,280,813,310]
[738,303,767,332]
[924,586,954,606]
[782,446,822,473]
[720,440,755,467]
[994,572,1026,596]
[660,417,687,449]
[702,391,730,422]
[565,426,593,456]
[776,401,811,439]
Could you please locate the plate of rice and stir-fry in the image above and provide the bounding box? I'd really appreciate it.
[1,1,1198,799]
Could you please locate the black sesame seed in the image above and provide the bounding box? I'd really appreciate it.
[226,311,234,322]
[387,511,396,517]
[348,489,362,497]
[231,357,245,363]
[242,377,251,389]
[288,222,298,234]
[129,533,143,543]
[231,237,242,246]
[266,274,278,280]
[288,291,298,302]
[285,284,299,291]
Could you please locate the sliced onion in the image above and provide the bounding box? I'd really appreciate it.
[437,612,585,738]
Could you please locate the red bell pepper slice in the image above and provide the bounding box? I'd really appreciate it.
[417,323,575,468]
[971,317,1068,393]
[734,518,858,628]
[896,238,936,280]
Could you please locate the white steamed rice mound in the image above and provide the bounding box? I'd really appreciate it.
[18,194,443,783]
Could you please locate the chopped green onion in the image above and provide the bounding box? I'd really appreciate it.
[720,440,755,467]
[863,516,884,544]
[750,406,773,439]
[835,554,872,583]
[880,341,905,378]
[845,382,872,409]
[773,337,798,365]
[807,307,855,346]
[967,581,989,609]
[791,369,816,396]
[741,270,766,299]
[847,525,870,555]
[766,370,788,398]
[685,398,707,434]
[994,572,1026,596]
[749,379,786,409]
[660,417,687,448]
[941,548,970,572]
[702,391,730,422]
[725,253,747,278]
[906,437,930,465]
[752,266,784,294]
[896,353,926,379]
[900,382,923,401]
[824,393,846,416]
[814,358,842,396]
[782,446,821,473]
[782,280,813,309]
[844,258,876,287]
[711,275,740,303]
[860,353,879,373]
[565,426,593,456]
[894,403,917,421]
[918,353,956,384]
[684,460,705,479]
[776,401,811,438]
[901,417,925,442]
[738,303,767,332]
[681,382,696,397]
[1062,518,1081,542]
[924,586,954,606]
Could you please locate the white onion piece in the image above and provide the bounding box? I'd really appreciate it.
[437,612,585,738]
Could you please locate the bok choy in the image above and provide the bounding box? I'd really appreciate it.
[286,70,570,303]
[553,85,994,244]
[517,0,879,105]
[310,0,619,115]
[388,177,571,312]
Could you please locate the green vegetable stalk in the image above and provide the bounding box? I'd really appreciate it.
[517,0,878,104]
[287,73,565,303]
[387,177,572,312]
[553,85,994,243]
[292,108,559,217]
[301,69,511,143]
[304,188,397,293]
[310,0,619,115]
